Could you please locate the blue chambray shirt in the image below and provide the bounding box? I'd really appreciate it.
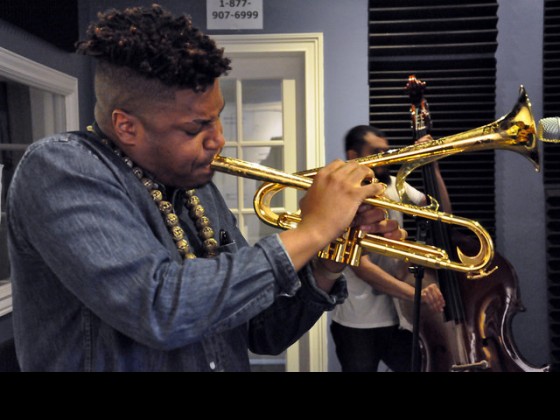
[7,131,347,371]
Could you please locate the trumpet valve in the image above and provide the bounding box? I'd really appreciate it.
[318,227,364,266]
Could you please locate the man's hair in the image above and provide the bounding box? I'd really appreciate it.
[344,125,386,153]
[76,4,231,91]
[76,4,232,127]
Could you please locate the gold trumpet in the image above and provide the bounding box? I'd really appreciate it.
[211,86,540,279]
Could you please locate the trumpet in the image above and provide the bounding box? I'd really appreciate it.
[211,86,542,279]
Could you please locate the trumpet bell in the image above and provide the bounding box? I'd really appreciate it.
[395,85,538,203]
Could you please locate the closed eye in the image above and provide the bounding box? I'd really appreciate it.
[184,122,205,136]
[184,102,226,136]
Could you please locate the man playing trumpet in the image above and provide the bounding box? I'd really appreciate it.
[6,4,404,371]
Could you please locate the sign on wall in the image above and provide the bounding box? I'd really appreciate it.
[207,0,263,30]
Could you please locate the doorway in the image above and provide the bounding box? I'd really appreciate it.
[212,34,327,371]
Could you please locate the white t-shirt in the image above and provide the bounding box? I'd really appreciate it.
[332,176,424,329]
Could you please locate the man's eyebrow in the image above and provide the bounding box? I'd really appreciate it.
[191,101,226,124]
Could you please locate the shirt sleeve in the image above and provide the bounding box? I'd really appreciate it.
[404,181,426,206]
[247,261,348,355]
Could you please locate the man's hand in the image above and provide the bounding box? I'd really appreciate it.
[420,283,445,313]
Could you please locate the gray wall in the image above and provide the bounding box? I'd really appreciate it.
[0,0,549,371]
[495,0,548,368]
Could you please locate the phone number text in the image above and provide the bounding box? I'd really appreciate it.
[211,10,259,20]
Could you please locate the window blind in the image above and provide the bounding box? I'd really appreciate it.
[368,0,498,241]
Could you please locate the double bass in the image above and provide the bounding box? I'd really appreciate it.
[398,75,547,372]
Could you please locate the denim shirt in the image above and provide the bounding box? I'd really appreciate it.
[7,131,347,371]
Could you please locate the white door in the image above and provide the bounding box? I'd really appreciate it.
[212,34,327,371]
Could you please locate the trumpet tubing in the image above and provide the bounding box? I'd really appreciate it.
[211,86,541,280]
[211,154,495,279]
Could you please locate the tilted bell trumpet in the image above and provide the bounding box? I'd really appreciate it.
[211,86,542,280]
[211,154,496,279]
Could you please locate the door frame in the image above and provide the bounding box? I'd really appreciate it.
[213,33,327,371]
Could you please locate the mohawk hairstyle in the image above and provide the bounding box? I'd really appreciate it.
[76,4,231,91]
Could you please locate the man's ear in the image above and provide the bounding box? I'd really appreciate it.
[112,109,140,146]
[346,149,358,160]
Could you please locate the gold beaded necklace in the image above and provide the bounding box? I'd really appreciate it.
[87,124,218,259]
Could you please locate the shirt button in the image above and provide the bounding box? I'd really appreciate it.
[209,361,216,370]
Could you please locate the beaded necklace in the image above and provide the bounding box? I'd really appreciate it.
[87,124,218,259]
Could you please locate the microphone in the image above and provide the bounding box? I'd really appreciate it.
[537,117,560,142]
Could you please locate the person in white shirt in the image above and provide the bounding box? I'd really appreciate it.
[330,125,447,372]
